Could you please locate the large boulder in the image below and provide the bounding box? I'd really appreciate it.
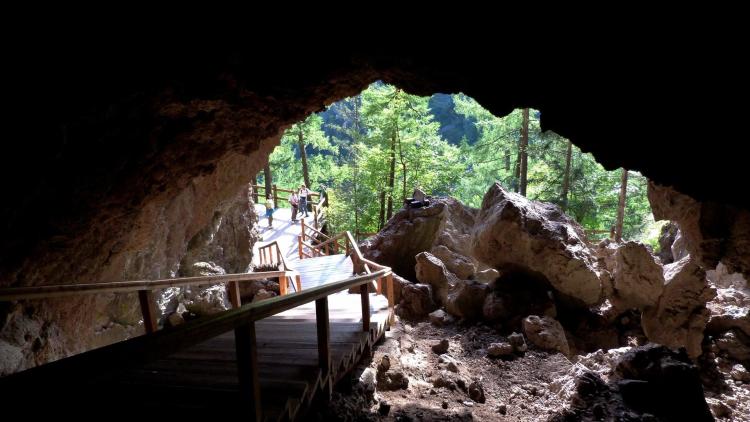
[471,183,603,306]
[610,242,665,312]
[396,283,437,320]
[648,181,750,277]
[430,245,476,280]
[415,252,487,319]
[360,197,477,281]
[641,255,716,358]
[613,344,713,421]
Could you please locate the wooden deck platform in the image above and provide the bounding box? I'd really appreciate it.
[91,292,388,420]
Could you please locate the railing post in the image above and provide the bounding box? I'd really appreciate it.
[360,283,370,333]
[227,281,241,308]
[296,274,302,292]
[316,297,331,373]
[376,277,383,295]
[235,322,262,421]
[252,185,258,203]
[386,273,395,326]
[313,205,318,230]
[138,289,158,334]
[272,184,278,208]
[279,274,287,296]
[298,235,303,260]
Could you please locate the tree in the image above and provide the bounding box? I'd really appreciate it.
[561,140,573,210]
[615,169,629,242]
[519,108,529,196]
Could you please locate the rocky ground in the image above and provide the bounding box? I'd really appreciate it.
[317,185,750,421]
[314,319,572,421]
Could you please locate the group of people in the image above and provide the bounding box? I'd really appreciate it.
[264,184,311,227]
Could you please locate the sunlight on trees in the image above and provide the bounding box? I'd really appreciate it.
[260,82,656,244]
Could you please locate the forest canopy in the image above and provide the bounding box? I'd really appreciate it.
[262,82,659,246]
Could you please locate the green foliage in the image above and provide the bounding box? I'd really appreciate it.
[264,82,656,244]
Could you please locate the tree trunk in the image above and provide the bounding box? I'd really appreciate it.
[561,140,573,210]
[263,164,273,201]
[615,169,629,242]
[378,190,386,230]
[505,149,511,171]
[513,148,521,192]
[519,108,529,196]
[298,129,311,188]
[386,133,396,221]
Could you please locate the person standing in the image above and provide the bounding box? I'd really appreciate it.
[265,195,274,227]
[289,191,299,223]
[298,184,310,217]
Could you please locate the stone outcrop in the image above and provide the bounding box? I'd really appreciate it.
[641,255,715,358]
[648,181,750,277]
[471,183,603,306]
[706,263,750,337]
[522,315,570,356]
[395,283,436,320]
[415,252,488,320]
[360,197,477,281]
[656,221,679,264]
[610,241,664,312]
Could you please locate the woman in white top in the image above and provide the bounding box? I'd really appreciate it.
[298,185,310,217]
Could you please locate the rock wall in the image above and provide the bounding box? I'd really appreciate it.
[648,181,750,277]
[0,152,270,375]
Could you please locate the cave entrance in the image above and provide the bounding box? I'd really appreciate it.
[257,81,659,249]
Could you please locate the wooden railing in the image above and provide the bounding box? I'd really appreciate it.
[250,184,320,209]
[298,219,350,259]
[256,240,301,295]
[0,270,296,335]
[0,243,393,421]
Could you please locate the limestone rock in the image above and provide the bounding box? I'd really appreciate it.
[251,289,276,302]
[715,330,750,361]
[641,255,715,358]
[429,309,454,326]
[706,263,750,339]
[613,344,713,421]
[522,315,570,356]
[468,380,486,403]
[487,342,514,358]
[648,181,750,277]
[432,338,450,354]
[611,242,665,311]
[656,222,679,264]
[508,332,528,353]
[730,364,750,382]
[471,183,603,306]
[430,245,476,280]
[396,283,437,320]
[360,197,477,281]
[415,252,488,319]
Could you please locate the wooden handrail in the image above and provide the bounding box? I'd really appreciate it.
[0,267,390,384]
[2,230,393,421]
[0,271,292,301]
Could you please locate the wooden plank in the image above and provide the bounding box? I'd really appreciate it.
[138,290,158,334]
[235,322,262,422]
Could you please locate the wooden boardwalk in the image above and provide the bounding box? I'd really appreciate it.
[101,292,389,420]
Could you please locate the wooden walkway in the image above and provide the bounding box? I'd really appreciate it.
[99,292,389,420]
